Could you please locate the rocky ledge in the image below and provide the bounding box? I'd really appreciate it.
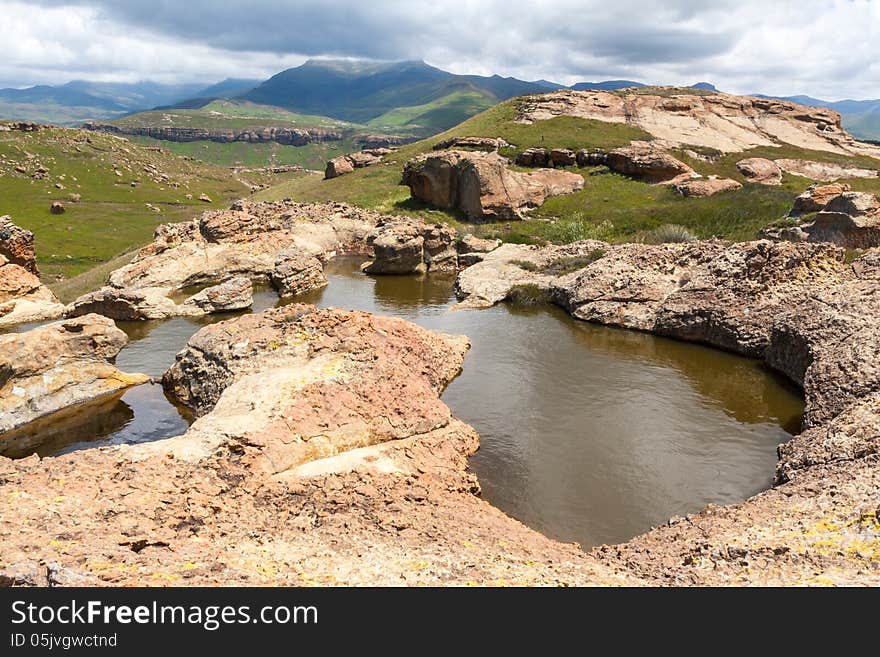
[0,304,636,586]
[67,201,384,321]
[0,314,148,439]
[455,238,880,584]
[83,123,344,146]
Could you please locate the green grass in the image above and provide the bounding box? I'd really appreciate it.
[506,283,552,306]
[125,135,360,170]
[366,90,496,135]
[0,126,250,281]
[255,95,880,245]
[113,100,357,131]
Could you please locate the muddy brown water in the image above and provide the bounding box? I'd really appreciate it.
[2,257,804,548]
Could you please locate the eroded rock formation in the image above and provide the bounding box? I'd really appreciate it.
[325,148,392,179]
[0,216,38,274]
[0,256,65,328]
[402,149,584,220]
[517,89,880,158]
[83,123,343,146]
[362,217,458,274]
[0,314,148,435]
[67,201,383,320]
[736,158,783,185]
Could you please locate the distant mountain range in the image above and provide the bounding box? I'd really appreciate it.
[1,60,877,141]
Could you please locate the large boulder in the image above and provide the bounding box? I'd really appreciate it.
[182,277,253,314]
[324,148,392,179]
[0,255,65,328]
[0,216,38,274]
[605,145,696,183]
[674,177,742,197]
[802,192,880,248]
[0,314,148,435]
[363,217,458,274]
[402,149,584,221]
[735,158,783,185]
[790,183,852,216]
[271,249,327,297]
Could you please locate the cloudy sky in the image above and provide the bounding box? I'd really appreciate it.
[3,0,879,100]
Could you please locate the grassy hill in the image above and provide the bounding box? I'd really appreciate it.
[256,95,880,245]
[0,124,299,295]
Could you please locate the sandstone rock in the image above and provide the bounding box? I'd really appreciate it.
[515,147,550,167]
[802,192,880,249]
[402,149,583,221]
[70,201,383,320]
[455,234,502,267]
[549,148,576,167]
[271,249,327,297]
[84,122,343,146]
[182,277,253,314]
[0,216,38,274]
[674,177,742,197]
[516,89,880,158]
[324,155,354,179]
[0,255,64,328]
[363,217,458,274]
[49,202,64,215]
[0,314,148,435]
[198,194,212,203]
[606,145,696,183]
[736,157,783,185]
[324,148,391,179]
[790,183,851,215]
[68,193,81,203]
[775,158,880,182]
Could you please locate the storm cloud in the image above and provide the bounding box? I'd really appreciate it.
[4,0,880,99]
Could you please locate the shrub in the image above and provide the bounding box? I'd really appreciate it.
[543,249,606,275]
[511,259,539,272]
[641,223,697,244]
[546,218,615,244]
[506,283,552,306]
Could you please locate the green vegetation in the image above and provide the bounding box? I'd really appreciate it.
[0,126,256,281]
[255,95,880,246]
[640,224,697,244]
[126,135,359,170]
[506,283,553,306]
[543,250,606,275]
[114,100,355,131]
[367,90,496,135]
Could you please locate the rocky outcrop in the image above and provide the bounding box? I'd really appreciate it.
[0,304,637,586]
[606,145,696,183]
[271,250,327,297]
[83,122,343,146]
[0,314,148,436]
[454,239,880,584]
[790,183,852,215]
[402,149,584,221]
[766,186,880,249]
[354,134,418,149]
[736,157,783,185]
[674,177,742,197]
[362,217,458,274]
[455,233,501,266]
[774,158,879,182]
[517,89,880,158]
[0,255,65,328]
[434,136,511,151]
[324,148,392,179]
[0,216,38,274]
[68,201,383,320]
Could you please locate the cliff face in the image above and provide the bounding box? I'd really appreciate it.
[82,122,344,146]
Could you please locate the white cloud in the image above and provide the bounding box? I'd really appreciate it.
[4,0,880,100]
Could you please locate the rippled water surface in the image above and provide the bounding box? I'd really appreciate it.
[3,257,804,547]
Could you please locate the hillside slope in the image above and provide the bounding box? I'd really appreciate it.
[258,88,880,245]
[0,123,267,288]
